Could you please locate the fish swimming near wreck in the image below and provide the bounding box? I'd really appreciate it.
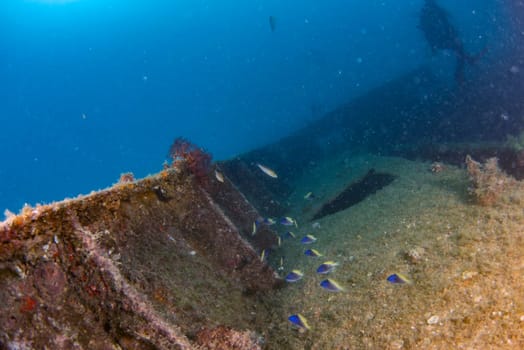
[418,0,485,83]
[269,15,277,32]
[279,216,297,227]
[320,278,345,292]
[288,314,311,330]
[316,261,339,275]
[256,163,278,178]
[387,273,413,285]
[285,270,304,283]
[304,248,322,257]
[300,234,317,244]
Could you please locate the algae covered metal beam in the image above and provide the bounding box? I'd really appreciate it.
[0,167,281,349]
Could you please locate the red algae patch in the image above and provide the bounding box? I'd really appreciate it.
[34,261,67,303]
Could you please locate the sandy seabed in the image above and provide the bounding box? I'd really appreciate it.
[261,153,524,349]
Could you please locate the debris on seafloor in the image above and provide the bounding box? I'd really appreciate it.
[311,169,396,220]
[402,143,524,180]
[0,158,283,348]
[465,154,515,206]
[430,161,445,173]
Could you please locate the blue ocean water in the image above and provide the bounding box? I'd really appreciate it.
[0,0,506,212]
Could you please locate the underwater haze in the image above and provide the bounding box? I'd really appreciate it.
[1,0,504,211]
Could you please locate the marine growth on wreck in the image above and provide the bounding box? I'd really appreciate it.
[2,0,524,349]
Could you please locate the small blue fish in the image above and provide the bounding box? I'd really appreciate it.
[285,270,304,283]
[300,234,317,244]
[316,261,339,274]
[282,231,296,239]
[280,216,297,227]
[269,16,277,33]
[264,217,276,225]
[288,314,311,330]
[320,278,344,292]
[304,248,322,257]
[386,273,413,285]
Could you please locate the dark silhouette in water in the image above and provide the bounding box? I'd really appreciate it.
[269,16,276,32]
[418,0,484,84]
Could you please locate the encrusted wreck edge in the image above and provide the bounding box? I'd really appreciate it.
[0,168,282,349]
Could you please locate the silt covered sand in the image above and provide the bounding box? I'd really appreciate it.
[263,153,524,349]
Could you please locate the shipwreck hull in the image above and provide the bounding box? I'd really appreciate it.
[0,167,282,349]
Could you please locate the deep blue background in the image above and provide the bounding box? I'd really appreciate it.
[0,0,502,211]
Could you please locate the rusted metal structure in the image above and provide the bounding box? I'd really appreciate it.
[0,166,282,349]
